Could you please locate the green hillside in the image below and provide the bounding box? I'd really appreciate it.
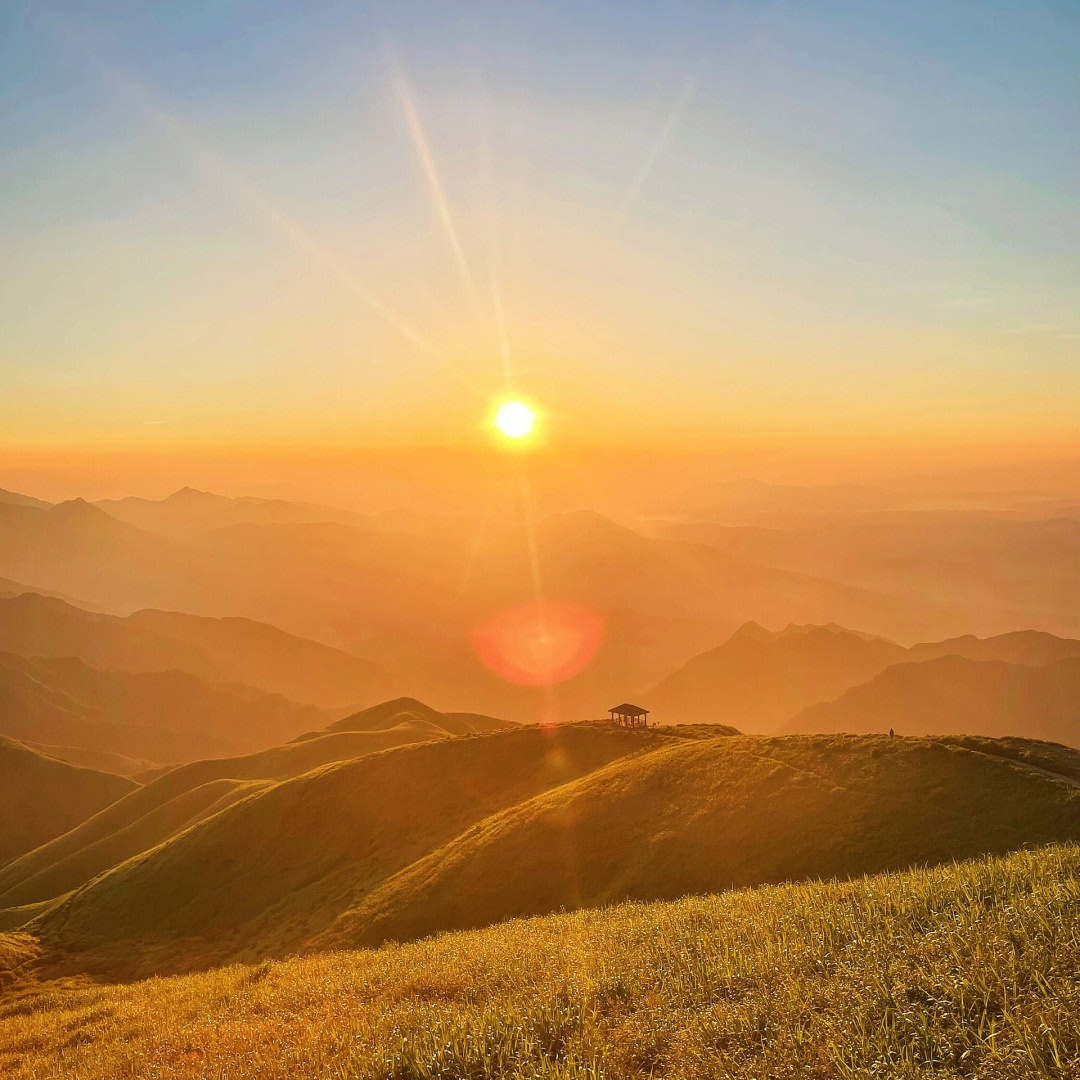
[29,725,661,975]
[3,843,1077,1078]
[19,727,1080,983]
[0,720,458,911]
[0,737,135,867]
[320,731,1080,950]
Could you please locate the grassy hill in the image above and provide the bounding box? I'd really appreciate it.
[0,650,331,767]
[319,731,1080,950]
[25,724,663,975]
[785,655,1080,744]
[0,708,476,911]
[14,727,1079,982]
[0,592,383,708]
[3,843,1077,1078]
[0,737,134,866]
[320,696,516,738]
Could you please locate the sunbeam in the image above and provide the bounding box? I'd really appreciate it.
[387,46,481,314]
[617,78,694,222]
[471,79,514,386]
[49,18,484,400]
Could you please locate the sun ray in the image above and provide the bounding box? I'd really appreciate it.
[49,17,483,399]
[470,80,514,386]
[386,46,481,314]
[617,78,694,222]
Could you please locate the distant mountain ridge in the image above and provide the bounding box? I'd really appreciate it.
[0,490,985,721]
[0,593,384,709]
[645,622,1080,732]
[94,488,365,537]
[784,655,1080,744]
[0,650,331,768]
[0,488,51,510]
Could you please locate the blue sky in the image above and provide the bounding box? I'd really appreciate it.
[1,1,1077,451]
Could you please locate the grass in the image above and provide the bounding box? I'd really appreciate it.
[317,732,1080,952]
[29,725,660,976]
[1,842,1076,1079]
[0,737,135,867]
[0,724,452,911]
[6,729,1079,982]
[0,698,515,913]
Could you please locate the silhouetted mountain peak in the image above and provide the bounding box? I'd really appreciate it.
[729,621,773,642]
[48,498,124,526]
[164,487,228,505]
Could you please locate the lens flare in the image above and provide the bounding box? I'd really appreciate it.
[494,401,535,438]
[471,601,605,686]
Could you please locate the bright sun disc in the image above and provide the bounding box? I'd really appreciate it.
[495,401,535,438]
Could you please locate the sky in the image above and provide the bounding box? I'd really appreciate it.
[1,1,1078,494]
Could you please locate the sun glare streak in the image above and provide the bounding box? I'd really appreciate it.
[471,82,514,386]
[50,18,483,399]
[489,252,512,384]
[387,47,481,313]
[617,78,694,222]
[520,475,544,601]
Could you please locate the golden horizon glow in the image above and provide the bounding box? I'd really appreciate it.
[1,6,1075,486]
[494,402,536,439]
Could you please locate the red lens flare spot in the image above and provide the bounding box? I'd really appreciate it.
[471,601,605,687]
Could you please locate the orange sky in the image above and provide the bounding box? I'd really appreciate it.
[2,3,1076,502]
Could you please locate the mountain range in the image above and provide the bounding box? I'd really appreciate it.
[644,621,1080,734]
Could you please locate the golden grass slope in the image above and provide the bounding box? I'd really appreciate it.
[1,843,1077,1079]
[0,723,449,912]
[0,737,134,867]
[320,732,1080,950]
[30,725,663,975]
[19,728,1080,983]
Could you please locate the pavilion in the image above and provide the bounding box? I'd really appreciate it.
[608,703,650,728]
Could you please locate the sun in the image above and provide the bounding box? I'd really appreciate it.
[494,401,535,438]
